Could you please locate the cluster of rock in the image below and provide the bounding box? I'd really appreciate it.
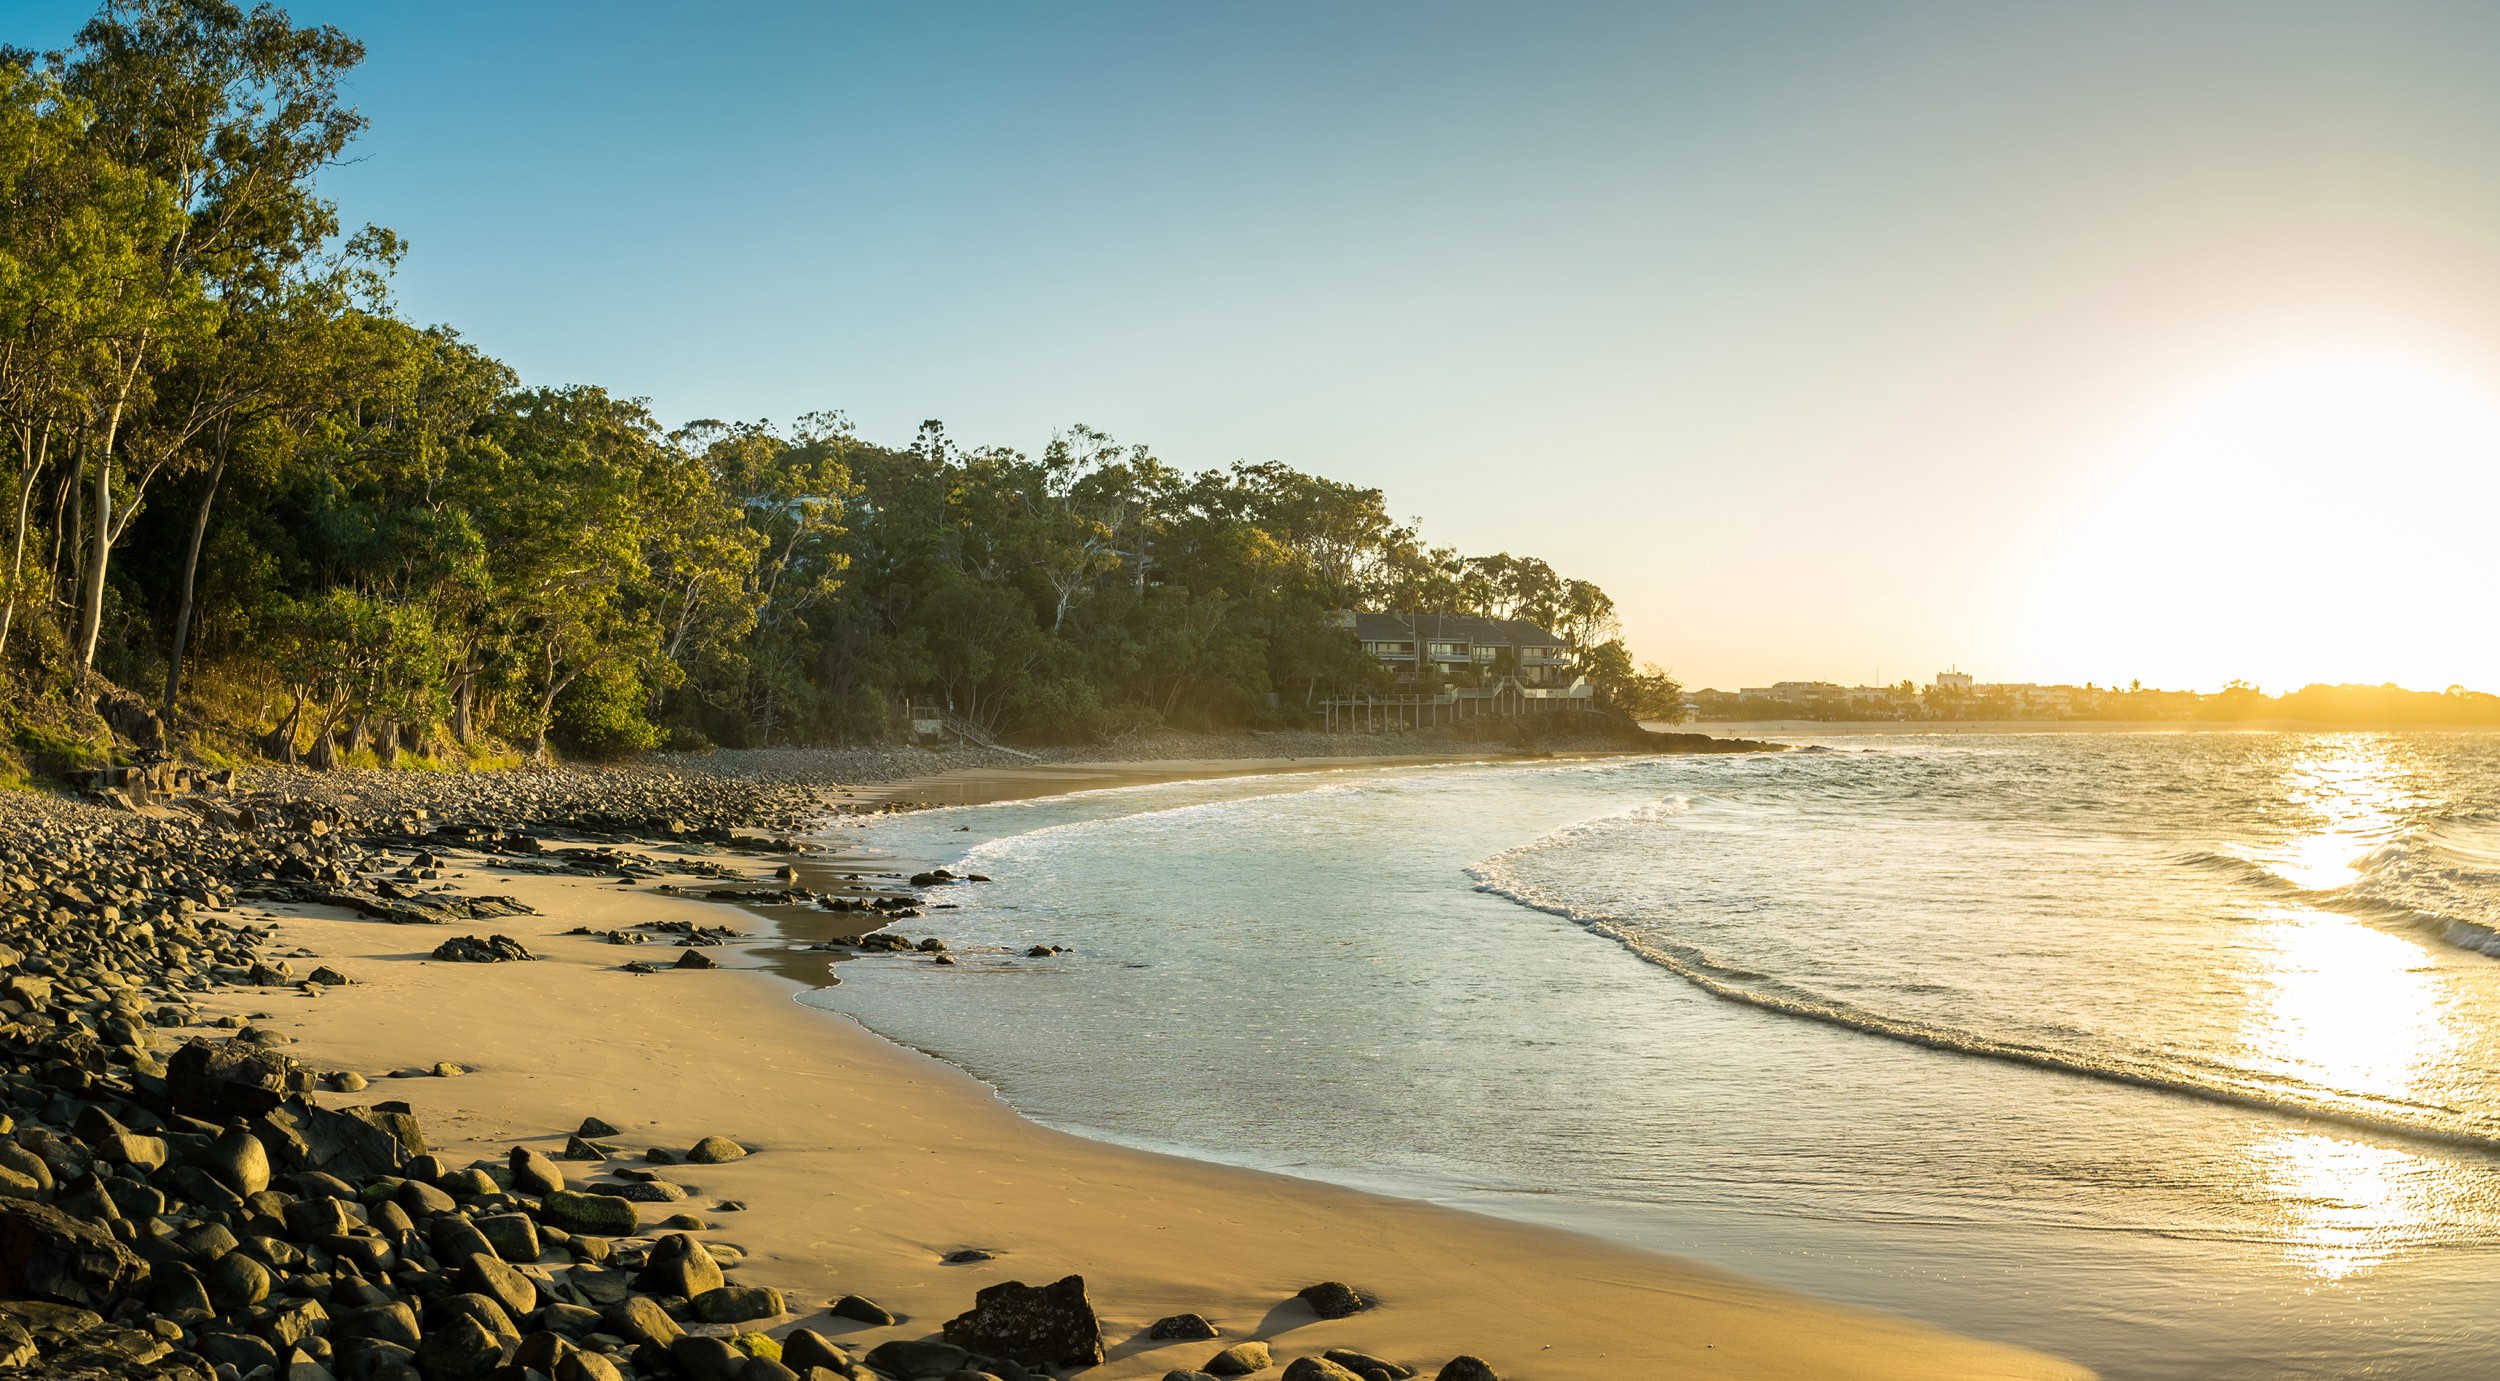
[0,773,1526,1380]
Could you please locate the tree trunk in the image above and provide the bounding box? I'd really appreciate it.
[76,451,110,675]
[160,454,226,734]
[0,423,48,660]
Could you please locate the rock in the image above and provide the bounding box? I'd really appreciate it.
[539,1189,637,1236]
[166,1037,297,1120]
[674,948,718,970]
[600,1295,682,1350]
[863,1339,973,1380]
[203,1250,271,1309]
[1433,1360,1500,1381]
[332,1299,423,1350]
[456,1250,538,1320]
[1295,1282,1373,1320]
[0,1198,148,1308]
[686,1134,748,1163]
[633,1232,724,1299]
[510,1146,565,1195]
[578,1117,621,1137]
[307,965,353,985]
[432,1060,466,1077]
[780,1330,854,1373]
[1163,1373,1223,1381]
[670,1334,748,1381]
[941,1273,1104,1370]
[561,1134,610,1161]
[475,1212,540,1262]
[1323,1351,1412,1379]
[1282,1359,1364,1381]
[941,1248,996,1264]
[1204,1341,1273,1376]
[415,1313,513,1381]
[558,1352,628,1381]
[692,1284,785,1322]
[1149,1313,1219,1341]
[431,934,537,963]
[427,1292,518,1342]
[829,1293,895,1325]
[201,1128,271,1196]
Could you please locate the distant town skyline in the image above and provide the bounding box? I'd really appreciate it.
[13,1,2500,693]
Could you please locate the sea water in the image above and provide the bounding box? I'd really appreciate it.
[796,732,2500,1379]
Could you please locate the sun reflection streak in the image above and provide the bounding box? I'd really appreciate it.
[2251,737,2415,892]
[2234,738,2466,1279]
[2246,1130,2441,1281]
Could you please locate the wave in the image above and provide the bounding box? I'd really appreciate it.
[1470,839,2500,1158]
[2173,842,2500,958]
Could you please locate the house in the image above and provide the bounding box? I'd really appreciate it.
[1349,613,1580,690]
[1325,612,1595,730]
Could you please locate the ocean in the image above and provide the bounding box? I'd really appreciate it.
[796,732,2500,1379]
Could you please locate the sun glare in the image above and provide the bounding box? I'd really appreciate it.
[2030,343,2500,693]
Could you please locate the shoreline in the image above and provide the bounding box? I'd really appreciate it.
[213,751,2089,1380]
[151,750,2090,1381]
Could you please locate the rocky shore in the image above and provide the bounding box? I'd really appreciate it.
[0,761,1547,1381]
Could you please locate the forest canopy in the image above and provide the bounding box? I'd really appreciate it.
[0,1,1669,767]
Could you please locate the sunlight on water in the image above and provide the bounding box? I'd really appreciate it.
[2260,737,2413,891]
[2249,1130,2441,1281]
[817,734,2500,1379]
[2238,907,2451,1105]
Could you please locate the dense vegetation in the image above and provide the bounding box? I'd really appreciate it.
[0,1,1673,769]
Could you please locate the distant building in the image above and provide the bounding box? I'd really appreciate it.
[1350,613,1580,690]
[1329,611,1595,730]
[1934,669,1974,693]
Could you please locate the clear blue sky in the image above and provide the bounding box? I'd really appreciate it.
[16,1,2500,691]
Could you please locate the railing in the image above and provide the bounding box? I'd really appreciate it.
[911,705,1040,760]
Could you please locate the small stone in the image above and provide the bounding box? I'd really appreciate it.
[540,1189,638,1237]
[601,1295,682,1351]
[1295,1281,1373,1320]
[673,948,717,970]
[510,1146,565,1195]
[829,1293,895,1325]
[780,1329,855,1373]
[686,1135,747,1163]
[1433,1359,1501,1381]
[1323,1350,1413,1380]
[941,1247,996,1264]
[432,1061,466,1078]
[202,1128,270,1196]
[1149,1313,1220,1340]
[691,1284,785,1323]
[633,1232,724,1299]
[1204,1341,1273,1376]
[578,1117,621,1137]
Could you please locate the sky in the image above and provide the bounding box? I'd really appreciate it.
[14,0,2500,693]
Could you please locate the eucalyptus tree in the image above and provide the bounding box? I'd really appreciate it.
[59,0,372,676]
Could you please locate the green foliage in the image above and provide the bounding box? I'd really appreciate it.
[0,1,1665,765]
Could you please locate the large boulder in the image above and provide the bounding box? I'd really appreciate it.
[166,1038,297,1121]
[1434,1359,1501,1381]
[0,1199,147,1308]
[1295,1282,1373,1320]
[632,1232,723,1300]
[1282,1358,1364,1381]
[863,1339,972,1379]
[539,1189,637,1237]
[942,1273,1105,1370]
[255,1101,421,1182]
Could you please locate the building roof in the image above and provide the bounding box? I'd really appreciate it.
[1350,613,1569,647]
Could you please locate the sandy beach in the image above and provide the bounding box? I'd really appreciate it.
[198,758,2090,1381]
